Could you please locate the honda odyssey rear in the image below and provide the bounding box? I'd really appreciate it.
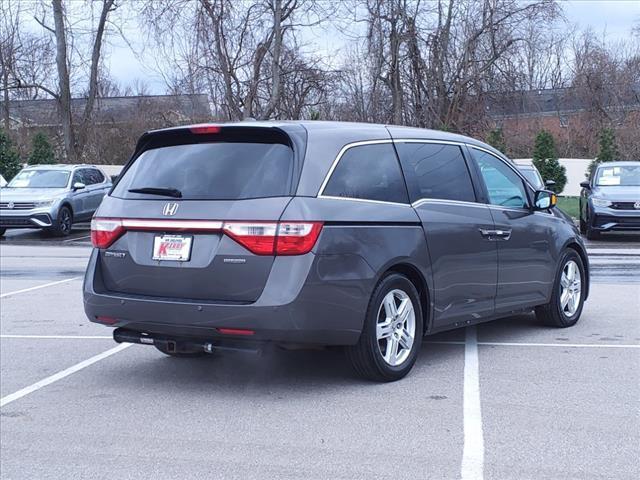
[84,121,588,381]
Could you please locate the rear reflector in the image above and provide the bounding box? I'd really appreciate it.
[217,328,255,336]
[95,316,118,325]
[190,125,221,134]
[91,217,323,255]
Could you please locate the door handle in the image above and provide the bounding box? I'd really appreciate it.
[479,228,512,240]
[494,229,512,240]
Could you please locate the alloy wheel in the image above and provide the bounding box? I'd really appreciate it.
[559,260,582,317]
[60,209,72,234]
[376,289,416,366]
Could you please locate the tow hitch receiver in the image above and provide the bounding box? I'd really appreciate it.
[112,327,262,355]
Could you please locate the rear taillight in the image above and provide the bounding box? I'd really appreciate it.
[222,221,323,256]
[91,218,124,248]
[275,222,324,255]
[222,222,278,255]
[91,217,323,255]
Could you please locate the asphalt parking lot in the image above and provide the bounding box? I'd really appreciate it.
[1,228,639,480]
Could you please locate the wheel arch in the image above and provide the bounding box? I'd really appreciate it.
[564,241,589,300]
[59,201,74,218]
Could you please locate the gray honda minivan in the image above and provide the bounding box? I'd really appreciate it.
[84,121,589,381]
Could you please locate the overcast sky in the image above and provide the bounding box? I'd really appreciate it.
[100,0,640,95]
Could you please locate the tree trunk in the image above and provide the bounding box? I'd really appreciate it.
[76,0,114,158]
[52,0,76,162]
[1,65,10,131]
[261,0,283,120]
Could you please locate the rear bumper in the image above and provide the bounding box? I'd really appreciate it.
[83,249,375,346]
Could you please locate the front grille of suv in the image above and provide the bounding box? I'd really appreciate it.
[610,202,639,211]
[0,202,36,210]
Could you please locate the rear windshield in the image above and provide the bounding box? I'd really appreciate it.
[112,142,294,200]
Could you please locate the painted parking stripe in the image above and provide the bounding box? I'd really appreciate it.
[425,340,640,349]
[61,235,91,243]
[0,343,131,408]
[1,335,112,339]
[461,326,484,480]
[0,276,82,298]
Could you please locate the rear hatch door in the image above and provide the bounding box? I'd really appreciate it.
[95,125,304,303]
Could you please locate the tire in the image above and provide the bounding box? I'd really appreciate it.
[0,228,6,237]
[535,249,585,328]
[347,273,423,382]
[154,344,206,358]
[585,225,600,240]
[46,206,73,237]
[579,216,586,234]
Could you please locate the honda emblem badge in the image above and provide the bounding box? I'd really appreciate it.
[162,202,179,216]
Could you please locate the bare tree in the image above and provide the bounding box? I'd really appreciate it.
[32,0,117,162]
[0,1,55,129]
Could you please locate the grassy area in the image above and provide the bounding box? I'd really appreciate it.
[556,195,580,219]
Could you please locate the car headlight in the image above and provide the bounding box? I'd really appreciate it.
[591,197,611,208]
[33,200,54,208]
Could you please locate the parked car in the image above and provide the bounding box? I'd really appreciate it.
[515,161,555,191]
[84,122,589,381]
[0,164,111,237]
[579,161,640,239]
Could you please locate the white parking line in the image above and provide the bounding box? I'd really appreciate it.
[1,335,111,339]
[425,340,640,349]
[461,326,484,480]
[61,235,91,243]
[0,276,82,298]
[0,343,131,408]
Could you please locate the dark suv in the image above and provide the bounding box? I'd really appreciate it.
[84,122,589,381]
[579,161,640,239]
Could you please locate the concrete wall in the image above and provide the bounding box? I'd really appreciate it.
[513,158,590,197]
[100,165,125,178]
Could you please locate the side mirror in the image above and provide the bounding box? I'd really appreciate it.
[545,179,556,188]
[534,190,557,210]
[580,180,590,189]
[73,182,86,191]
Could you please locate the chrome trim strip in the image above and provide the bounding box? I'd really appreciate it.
[393,138,467,147]
[411,198,489,209]
[487,205,531,213]
[318,195,409,207]
[122,219,224,230]
[30,217,52,227]
[317,139,393,196]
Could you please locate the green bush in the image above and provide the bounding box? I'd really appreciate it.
[486,127,507,153]
[0,128,22,181]
[588,128,619,176]
[28,132,56,165]
[532,130,566,194]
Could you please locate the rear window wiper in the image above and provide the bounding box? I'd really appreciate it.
[128,187,182,198]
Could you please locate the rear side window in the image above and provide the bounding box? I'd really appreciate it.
[322,143,408,203]
[395,142,476,202]
[112,142,294,200]
[81,169,104,185]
